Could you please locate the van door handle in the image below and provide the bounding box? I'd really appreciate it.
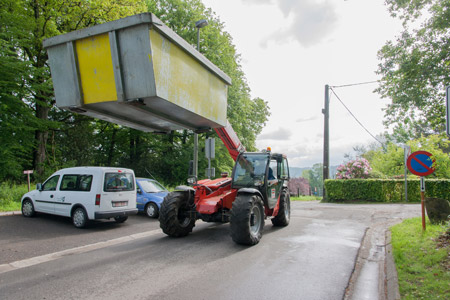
[50,195,54,198]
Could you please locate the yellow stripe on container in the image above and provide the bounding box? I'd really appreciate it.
[76,34,117,104]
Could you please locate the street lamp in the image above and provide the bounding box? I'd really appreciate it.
[193,19,208,179]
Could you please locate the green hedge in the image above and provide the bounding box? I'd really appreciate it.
[325,179,450,203]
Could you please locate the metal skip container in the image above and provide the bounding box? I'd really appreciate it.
[43,13,231,133]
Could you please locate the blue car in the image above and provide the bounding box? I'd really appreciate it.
[136,178,169,218]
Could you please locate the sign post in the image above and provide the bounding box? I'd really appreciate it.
[446,85,450,137]
[23,170,33,192]
[406,151,435,231]
[420,177,426,231]
[205,138,215,179]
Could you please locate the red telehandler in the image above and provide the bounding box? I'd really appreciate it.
[159,121,291,245]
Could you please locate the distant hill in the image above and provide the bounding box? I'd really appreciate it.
[289,165,338,179]
[289,167,311,178]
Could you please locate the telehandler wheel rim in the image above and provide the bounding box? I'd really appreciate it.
[178,209,192,228]
[250,205,262,236]
[284,196,290,220]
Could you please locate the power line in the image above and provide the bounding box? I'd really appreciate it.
[331,80,379,89]
[329,86,384,145]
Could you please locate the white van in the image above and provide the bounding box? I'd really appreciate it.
[21,167,138,228]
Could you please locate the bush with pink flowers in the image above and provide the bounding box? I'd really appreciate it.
[336,158,372,179]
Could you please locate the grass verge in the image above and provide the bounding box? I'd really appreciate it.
[291,195,322,201]
[391,217,450,299]
[0,182,28,212]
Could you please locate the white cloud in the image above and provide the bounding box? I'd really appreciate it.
[263,0,339,47]
[296,115,318,123]
[242,0,272,4]
[258,127,293,140]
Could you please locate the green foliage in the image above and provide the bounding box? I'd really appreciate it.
[325,179,450,202]
[0,182,28,212]
[148,0,270,151]
[391,217,450,299]
[370,134,450,178]
[291,195,322,201]
[0,0,147,181]
[0,0,269,186]
[377,0,450,141]
[302,163,323,195]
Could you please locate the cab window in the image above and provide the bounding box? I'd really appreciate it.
[280,158,289,178]
[268,160,278,180]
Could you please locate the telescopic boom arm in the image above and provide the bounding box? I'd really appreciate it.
[214,120,245,161]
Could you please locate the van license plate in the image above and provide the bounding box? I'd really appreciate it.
[112,201,128,207]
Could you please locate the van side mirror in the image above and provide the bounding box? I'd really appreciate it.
[36,183,42,191]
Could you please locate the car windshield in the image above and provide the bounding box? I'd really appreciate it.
[139,180,167,193]
[104,172,134,192]
[233,154,268,187]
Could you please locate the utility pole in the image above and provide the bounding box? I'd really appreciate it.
[322,84,330,199]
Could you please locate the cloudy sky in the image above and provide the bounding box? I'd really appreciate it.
[201,0,404,168]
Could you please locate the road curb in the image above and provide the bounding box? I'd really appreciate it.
[0,211,21,217]
[385,230,401,300]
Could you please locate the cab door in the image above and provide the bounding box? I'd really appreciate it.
[266,159,282,209]
[34,175,60,214]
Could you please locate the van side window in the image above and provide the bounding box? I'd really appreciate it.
[60,174,93,192]
[79,175,93,191]
[42,175,60,191]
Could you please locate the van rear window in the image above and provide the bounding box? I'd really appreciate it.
[104,173,134,192]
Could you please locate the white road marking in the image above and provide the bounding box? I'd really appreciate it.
[0,229,161,274]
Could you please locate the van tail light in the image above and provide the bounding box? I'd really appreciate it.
[95,194,101,206]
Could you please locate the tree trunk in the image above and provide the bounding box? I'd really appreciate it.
[107,128,117,166]
[32,102,49,178]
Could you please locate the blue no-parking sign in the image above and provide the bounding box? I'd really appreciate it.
[406,151,435,176]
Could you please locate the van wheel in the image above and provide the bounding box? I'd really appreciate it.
[114,216,128,223]
[72,207,88,228]
[145,202,159,218]
[22,199,36,217]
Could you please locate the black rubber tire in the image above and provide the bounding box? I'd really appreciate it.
[145,202,159,218]
[72,207,88,228]
[21,199,35,217]
[159,192,195,237]
[230,194,265,245]
[114,216,128,223]
[271,189,291,227]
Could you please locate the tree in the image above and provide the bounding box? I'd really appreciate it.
[1,0,269,185]
[0,0,147,180]
[302,163,323,196]
[370,134,450,178]
[376,0,450,141]
[146,0,270,182]
[288,177,310,196]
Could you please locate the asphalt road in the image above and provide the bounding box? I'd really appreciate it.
[0,202,420,300]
